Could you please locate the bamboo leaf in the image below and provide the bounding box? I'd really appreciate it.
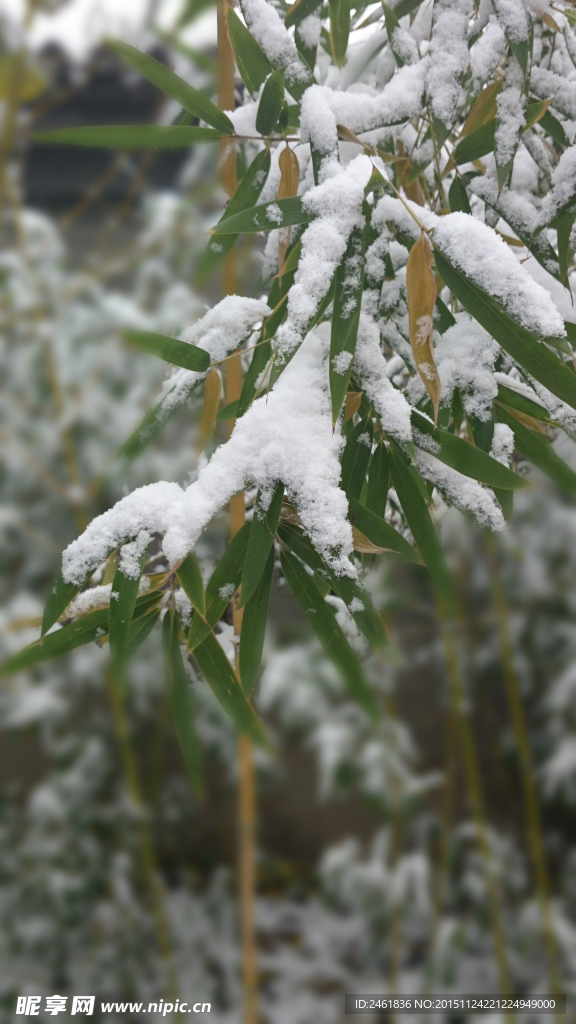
[187,523,251,650]
[239,547,275,696]
[163,609,203,796]
[42,572,83,636]
[278,521,388,651]
[496,383,552,422]
[239,482,284,608]
[32,125,223,147]
[109,546,149,671]
[192,632,267,745]
[459,79,502,140]
[389,442,455,609]
[345,391,363,421]
[211,196,312,235]
[126,608,160,660]
[496,404,576,495]
[1,607,110,676]
[433,248,576,411]
[347,497,421,563]
[454,119,496,164]
[123,329,210,372]
[216,399,240,421]
[448,176,471,214]
[329,0,351,67]
[277,146,300,277]
[285,0,324,27]
[196,148,271,287]
[407,233,440,423]
[330,228,365,423]
[341,419,373,500]
[365,442,390,517]
[256,68,285,136]
[411,409,527,488]
[280,547,378,718]
[227,7,273,96]
[198,369,222,451]
[177,552,206,617]
[238,340,272,416]
[382,2,404,66]
[109,39,234,134]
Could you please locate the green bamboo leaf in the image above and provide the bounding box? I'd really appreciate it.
[109,546,149,671]
[280,547,378,718]
[42,572,83,636]
[433,248,576,412]
[192,631,267,745]
[211,196,312,235]
[126,608,160,660]
[177,552,206,617]
[239,546,275,696]
[187,523,251,651]
[215,399,239,421]
[1,607,110,676]
[496,405,576,495]
[278,522,388,650]
[557,209,576,284]
[411,410,527,489]
[227,7,273,97]
[394,0,424,15]
[538,109,569,149]
[256,69,285,136]
[496,383,552,422]
[109,40,234,134]
[509,37,529,76]
[238,340,271,416]
[123,330,210,372]
[32,125,223,148]
[117,377,202,464]
[347,497,421,563]
[329,0,351,67]
[365,441,389,518]
[196,148,271,287]
[389,442,455,609]
[448,176,471,214]
[285,0,323,27]
[454,120,496,164]
[341,419,373,501]
[330,228,365,423]
[239,482,284,609]
[382,2,404,66]
[163,609,203,796]
[434,295,456,334]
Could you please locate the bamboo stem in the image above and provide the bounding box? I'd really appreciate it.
[106,669,179,1000]
[217,6,258,1021]
[440,615,514,1000]
[485,538,562,994]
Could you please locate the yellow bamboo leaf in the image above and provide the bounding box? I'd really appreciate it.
[406,232,441,424]
[525,97,553,129]
[199,368,222,451]
[337,123,377,154]
[345,391,363,421]
[277,144,300,281]
[541,11,562,31]
[0,54,46,103]
[507,408,549,435]
[352,525,388,554]
[459,77,502,140]
[396,140,425,206]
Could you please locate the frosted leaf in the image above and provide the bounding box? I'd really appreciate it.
[277,156,373,359]
[218,583,237,602]
[353,312,413,442]
[470,18,507,87]
[391,27,419,65]
[495,57,526,169]
[63,577,151,619]
[426,0,472,127]
[296,12,322,48]
[349,597,365,612]
[433,213,566,338]
[175,589,193,628]
[300,61,428,165]
[492,0,529,42]
[490,423,515,466]
[240,0,311,87]
[119,530,152,580]
[266,203,283,225]
[531,68,576,120]
[469,175,540,236]
[332,351,354,375]
[415,449,507,533]
[540,145,576,223]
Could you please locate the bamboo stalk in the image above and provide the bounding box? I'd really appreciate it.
[485,538,562,994]
[106,668,179,1001]
[217,6,258,1021]
[440,615,514,1000]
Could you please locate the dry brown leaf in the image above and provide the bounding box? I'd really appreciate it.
[460,77,502,140]
[406,232,441,424]
[396,140,425,206]
[345,391,363,421]
[277,145,300,282]
[352,525,388,554]
[280,499,301,525]
[199,368,222,451]
[337,123,377,154]
[506,407,549,435]
[524,97,553,129]
[541,11,562,31]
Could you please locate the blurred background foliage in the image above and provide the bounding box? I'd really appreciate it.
[1,1,576,1021]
